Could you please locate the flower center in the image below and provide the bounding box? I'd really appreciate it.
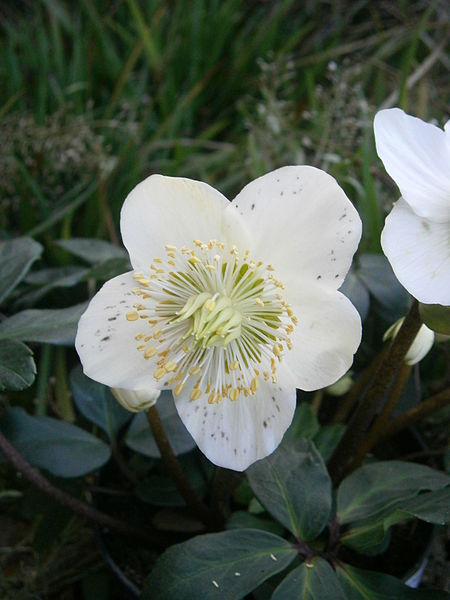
[126,239,296,404]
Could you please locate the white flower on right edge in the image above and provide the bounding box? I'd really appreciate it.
[374,108,450,306]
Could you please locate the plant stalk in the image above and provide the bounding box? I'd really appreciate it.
[328,300,422,485]
[209,467,242,520]
[379,387,450,441]
[332,346,387,424]
[0,429,161,546]
[348,362,412,469]
[146,405,221,530]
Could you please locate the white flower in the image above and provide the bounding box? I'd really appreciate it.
[383,318,434,366]
[75,167,362,470]
[112,387,160,412]
[374,108,450,305]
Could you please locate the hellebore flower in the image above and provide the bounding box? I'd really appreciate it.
[374,108,450,305]
[75,167,361,470]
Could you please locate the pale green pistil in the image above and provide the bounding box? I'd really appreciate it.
[175,292,243,348]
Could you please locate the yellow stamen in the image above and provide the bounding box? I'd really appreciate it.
[190,388,202,401]
[154,367,166,380]
[144,346,158,359]
[229,388,240,401]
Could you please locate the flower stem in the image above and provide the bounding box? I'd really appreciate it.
[209,467,242,519]
[0,429,161,546]
[332,347,387,424]
[347,362,412,470]
[378,387,450,441]
[146,405,221,530]
[328,300,422,485]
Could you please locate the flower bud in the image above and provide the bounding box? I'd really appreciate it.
[112,387,160,413]
[326,372,353,396]
[383,318,434,366]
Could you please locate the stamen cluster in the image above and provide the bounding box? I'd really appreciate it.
[125,240,297,403]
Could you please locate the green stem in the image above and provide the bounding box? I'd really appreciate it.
[332,346,387,424]
[209,467,242,520]
[347,362,412,469]
[146,405,221,530]
[328,300,422,485]
[35,344,52,416]
[379,387,450,441]
[54,348,75,422]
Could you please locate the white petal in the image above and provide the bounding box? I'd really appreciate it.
[174,365,296,471]
[381,198,450,305]
[228,166,361,289]
[284,285,362,391]
[75,272,164,389]
[120,175,241,271]
[374,109,450,223]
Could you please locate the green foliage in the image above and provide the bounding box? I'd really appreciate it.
[272,558,346,600]
[55,238,127,264]
[0,237,43,304]
[336,563,450,599]
[419,303,450,335]
[0,0,448,596]
[136,454,206,507]
[141,529,297,600]
[247,438,332,541]
[125,391,196,457]
[337,461,450,524]
[0,407,111,477]
[70,365,131,440]
[0,303,88,345]
[355,254,410,322]
[0,339,36,392]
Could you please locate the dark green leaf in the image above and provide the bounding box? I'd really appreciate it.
[272,558,346,599]
[336,563,450,599]
[0,407,110,477]
[125,391,195,457]
[357,254,409,321]
[0,303,88,346]
[227,511,284,536]
[341,520,391,555]
[342,488,450,555]
[19,266,89,307]
[56,238,126,264]
[70,365,132,440]
[337,461,450,524]
[286,403,320,440]
[0,339,36,391]
[141,529,297,600]
[0,237,42,304]
[340,271,370,321]
[313,424,345,462]
[419,303,450,335]
[384,488,450,527]
[247,439,332,540]
[136,455,206,507]
[85,257,130,280]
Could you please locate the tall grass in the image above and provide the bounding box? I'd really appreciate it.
[1,0,448,249]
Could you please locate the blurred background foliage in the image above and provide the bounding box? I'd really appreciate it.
[0,0,449,597]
